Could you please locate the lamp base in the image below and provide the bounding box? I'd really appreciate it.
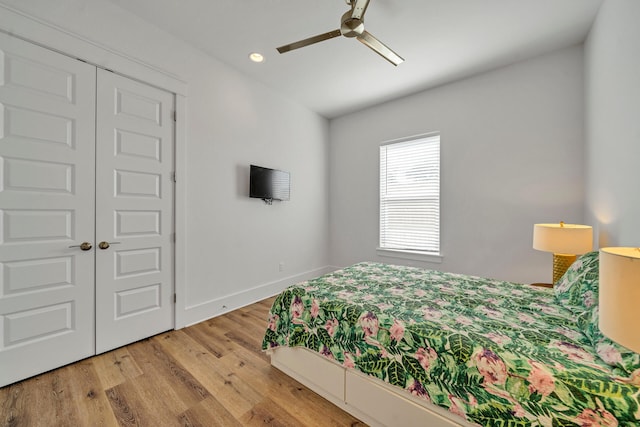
[553,253,577,283]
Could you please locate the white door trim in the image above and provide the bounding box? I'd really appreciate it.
[0,4,187,96]
[173,95,188,329]
[0,5,189,330]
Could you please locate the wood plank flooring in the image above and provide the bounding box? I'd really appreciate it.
[0,297,366,427]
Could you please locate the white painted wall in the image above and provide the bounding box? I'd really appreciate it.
[7,0,633,328]
[584,0,640,248]
[329,46,585,284]
[0,0,330,327]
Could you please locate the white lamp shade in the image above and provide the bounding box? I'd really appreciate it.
[599,247,640,353]
[533,223,593,254]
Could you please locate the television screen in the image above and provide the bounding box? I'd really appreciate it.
[250,165,290,202]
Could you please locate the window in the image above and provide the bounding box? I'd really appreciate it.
[379,134,440,257]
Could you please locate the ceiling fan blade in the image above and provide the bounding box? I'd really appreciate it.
[277,29,342,53]
[357,30,404,66]
[350,0,371,20]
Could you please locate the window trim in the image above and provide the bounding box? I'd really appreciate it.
[376,247,443,263]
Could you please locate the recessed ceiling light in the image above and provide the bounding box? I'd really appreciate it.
[249,52,265,63]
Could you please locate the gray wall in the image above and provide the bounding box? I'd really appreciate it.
[329,46,586,284]
[0,0,331,326]
[5,0,637,324]
[585,0,640,248]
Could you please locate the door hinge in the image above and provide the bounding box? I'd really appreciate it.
[173,293,177,304]
[170,172,177,183]
[172,111,177,122]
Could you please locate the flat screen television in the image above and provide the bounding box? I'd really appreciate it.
[250,164,290,202]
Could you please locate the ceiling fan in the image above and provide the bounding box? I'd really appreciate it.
[276,0,404,66]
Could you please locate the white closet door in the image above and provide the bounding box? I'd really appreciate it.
[0,33,96,386]
[95,69,174,354]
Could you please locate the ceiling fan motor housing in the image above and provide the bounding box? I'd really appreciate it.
[340,11,364,38]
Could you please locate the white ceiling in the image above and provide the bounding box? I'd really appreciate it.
[106,0,603,118]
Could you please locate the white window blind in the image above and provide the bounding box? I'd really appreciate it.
[379,134,440,253]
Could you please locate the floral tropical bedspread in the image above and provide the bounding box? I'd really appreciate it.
[261,262,640,426]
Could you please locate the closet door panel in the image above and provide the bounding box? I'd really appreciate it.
[0,33,96,387]
[95,69,174,354]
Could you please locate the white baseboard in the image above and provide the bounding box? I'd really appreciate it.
[178,265,336,328]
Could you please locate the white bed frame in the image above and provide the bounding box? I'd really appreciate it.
[269,347,472,427]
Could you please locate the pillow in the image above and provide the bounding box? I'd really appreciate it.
[554,250,600,316]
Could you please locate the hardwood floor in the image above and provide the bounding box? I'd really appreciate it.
[0,297,366,427]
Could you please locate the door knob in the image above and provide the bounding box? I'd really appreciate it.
[69,242,93,251]
[98,241,121,250]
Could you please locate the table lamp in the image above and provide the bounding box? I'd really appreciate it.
[533,222,593,283]
[599,247,640,353]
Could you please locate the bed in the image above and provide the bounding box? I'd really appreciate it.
[261,253,640,426]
